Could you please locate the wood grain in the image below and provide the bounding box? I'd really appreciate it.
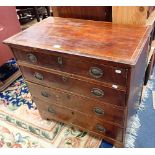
[27,81,125,126]
[112,6,148,25]
[13,48,127,87]
[4,17,151,66]
[33,97,124,142]
[19,64,126,107]
[52,6,112,21]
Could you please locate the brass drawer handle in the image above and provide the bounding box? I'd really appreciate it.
[93,107,104,116]
[57,57,63,65]
[41,91,50,98]
[34,72,43,80]
[96,124,106,133]
[48,107,56,115]
[91,88,104,97]
[89,67,103,79]
[27,53,37,63]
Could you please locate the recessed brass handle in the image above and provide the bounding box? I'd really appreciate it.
[57,57,63,65]
[34,72,43,80]
[41,91,50,98]
[96,124,106,133]
[48,107,56,115]
[91,88,104,97]
[93,107,104,116]
[27,53,37,63]
[89,67,103,79]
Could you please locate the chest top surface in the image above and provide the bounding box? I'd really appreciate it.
[4,17,150,65]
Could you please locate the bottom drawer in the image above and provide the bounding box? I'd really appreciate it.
[33,97,124,142]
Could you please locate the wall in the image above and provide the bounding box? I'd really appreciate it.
[0,6,21,66]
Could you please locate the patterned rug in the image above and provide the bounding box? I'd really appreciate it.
[0,77,112,148]
[134,68,155,147]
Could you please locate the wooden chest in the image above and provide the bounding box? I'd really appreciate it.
[4,17,151,147]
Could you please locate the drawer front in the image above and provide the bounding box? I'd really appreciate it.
[27,82,125,126]
[13,48,127,87]
[21,65,126,106]
[34,98,123,142]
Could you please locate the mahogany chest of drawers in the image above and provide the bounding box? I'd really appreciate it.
[4,17,151,147]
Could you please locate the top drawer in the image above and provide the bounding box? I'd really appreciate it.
[13,48,127,87]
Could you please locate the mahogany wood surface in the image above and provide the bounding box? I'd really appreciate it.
[4,17,151,66]
[13,48,127,87]
[27,81,125,126]
[33,97,123,142]
[52,6,112,22]
[19,64,126,107]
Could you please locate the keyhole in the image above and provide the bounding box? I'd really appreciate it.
[66,94,71,99]
[62,76,68,82]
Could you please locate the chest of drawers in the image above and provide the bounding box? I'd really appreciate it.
[4,17,151,147]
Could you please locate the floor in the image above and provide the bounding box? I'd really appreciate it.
[134,67,155,147]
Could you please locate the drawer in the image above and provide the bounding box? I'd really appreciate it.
[33,97,123,142]
[27,81,125,126]
[13,48,127,87]
[21,65,126,106]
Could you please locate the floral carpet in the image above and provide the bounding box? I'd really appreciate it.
[0,77,112,148]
